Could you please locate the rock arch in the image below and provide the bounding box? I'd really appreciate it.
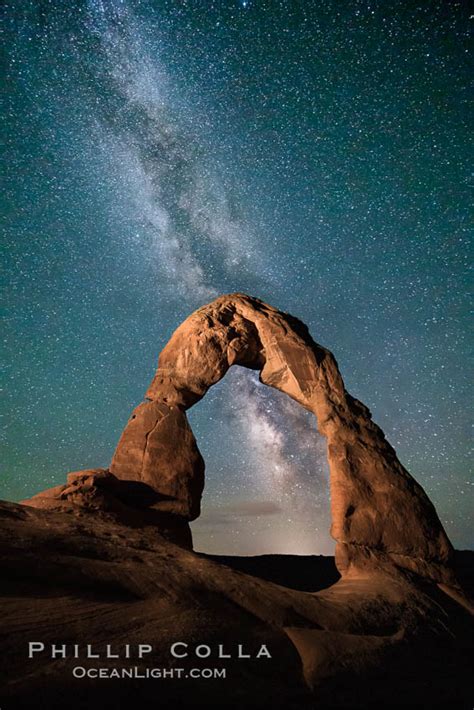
[110,293,454,584]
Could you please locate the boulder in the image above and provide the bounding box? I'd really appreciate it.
[21,468,193,549]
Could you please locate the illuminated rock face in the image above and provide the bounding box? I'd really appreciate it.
[110,401,204,520]
[110,293,454,583]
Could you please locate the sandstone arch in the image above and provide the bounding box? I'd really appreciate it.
[109,293,454,584]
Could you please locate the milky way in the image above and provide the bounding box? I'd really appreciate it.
[3,1,472,554]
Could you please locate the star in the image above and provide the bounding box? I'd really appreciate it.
[2,0,471,556]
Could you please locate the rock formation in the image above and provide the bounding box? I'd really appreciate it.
[8,293,473,709]
[23,293,455,582]
[22,468,193,548]
[107,293,454,584]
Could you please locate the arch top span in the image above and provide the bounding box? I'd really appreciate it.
[145,293,338,414]
[110,293,454,584]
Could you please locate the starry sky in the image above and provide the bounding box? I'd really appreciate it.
[3,0,472,555]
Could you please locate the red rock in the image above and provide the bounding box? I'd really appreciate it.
[110,400,204,520]
[111,293,454,583]
[8,293,473,705]
[21,293,454,584]
[21,468,193,548]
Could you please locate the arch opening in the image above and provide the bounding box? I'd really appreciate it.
[187,366,333,556]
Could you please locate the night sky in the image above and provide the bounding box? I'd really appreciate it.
[3,1,472,555]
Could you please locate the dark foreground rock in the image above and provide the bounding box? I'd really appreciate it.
[0,500,472,709]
